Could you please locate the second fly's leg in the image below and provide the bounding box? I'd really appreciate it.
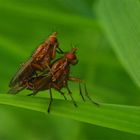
[53,84,67,100]
[68,77,85,102]
[48,88,53,113]
[57,90,67,100]
[66,85,78,107]
[69,77,99,106]
[84,84,99,106]
[79,83,85,102]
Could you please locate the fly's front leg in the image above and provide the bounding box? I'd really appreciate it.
[52,42,63,54]
[68,77,99,106]
[68,77,84,83]
[68,77,85,102]
[57,46,64,54]
[84,84,99,106]
[52,43,57,59]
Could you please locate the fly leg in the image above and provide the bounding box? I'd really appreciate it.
[68,77,83,83]
[84,84,99,106]
[27,90,38,96]
[46,64,55,77]
[31,62,55,80]
[79,83,85,102]
[26,80,38,96]
[66,84,78,107]
[31,62,52,76]
[68,77,99,106]
[48,88,53,113]
[57,90,67,100]
[57,47,64,54]
[52,42,63,55]
[68,77,85,102]
[52,43,57,59]
[53,83,67,100]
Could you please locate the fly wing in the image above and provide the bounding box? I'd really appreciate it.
[37,75,52,91]
[9,58,34,87]
[8,85,25,94]
[26,75,52,95]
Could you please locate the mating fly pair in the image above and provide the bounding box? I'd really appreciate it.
[8,32,99,113]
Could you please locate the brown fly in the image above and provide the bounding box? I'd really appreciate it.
[22,48,99,113]
[8,32,63,94]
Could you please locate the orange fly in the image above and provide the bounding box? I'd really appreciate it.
[8,32,63,94]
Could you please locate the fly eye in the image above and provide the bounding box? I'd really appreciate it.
[49,36,57,44]
[66,53,76,60]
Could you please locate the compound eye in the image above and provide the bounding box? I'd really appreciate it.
[66,53,76,60]
[49,36,57,44]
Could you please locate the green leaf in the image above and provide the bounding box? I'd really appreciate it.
[0,94,140,135]
[95,0,140,87]
[0,0,96,28]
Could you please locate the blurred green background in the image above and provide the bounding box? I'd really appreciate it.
[0,0,140,140]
